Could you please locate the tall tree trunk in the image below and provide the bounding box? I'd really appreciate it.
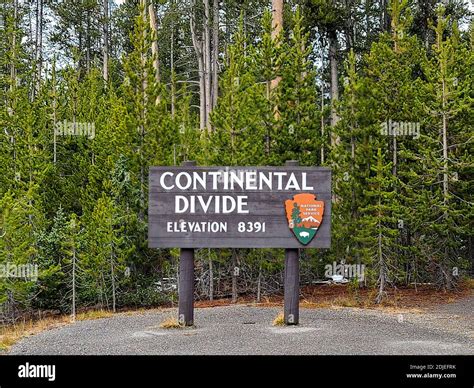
[321,77,325,164]
[380,0,390,31]
[86,9,90,73]
[52,57,57,164]
[271,0,283,46]
[111,249,116,313]
[139,0,148,221]
[148,3,161,105]
[257,264,262,303]
[344,0,354,51]
[199,62,206,130]
[231,249,238,303]
[442,80,448,210]
[329,30,340,145]
[265,77,271,156]
[270,0,283,92]
[35,0,43,94]
[9,0,18,180]
[203,0,212,131]
[211,0,219,109]
[441,69,452,290]
[10,0,18,93]
[72,247,76,321]
[78,27,83,73]
[170,8,176,117]
[208,249,213,301]
[376,193,385,303]
[190,0,206,130]
[103,0,109,82]
[392,137,397,176]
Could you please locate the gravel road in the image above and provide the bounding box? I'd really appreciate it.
[9,297,474,355]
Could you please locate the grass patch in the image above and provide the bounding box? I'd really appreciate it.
[463,278,474,289]
[331,296,359,308]
[0,316,70,353]
[159,315,183,329]
[272,311,285,326]
[76,310,113,321]
[0,309,114,352]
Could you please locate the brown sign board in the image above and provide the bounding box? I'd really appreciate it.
[148,166,331,248]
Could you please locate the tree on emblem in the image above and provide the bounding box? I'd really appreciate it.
[291,203,301,227]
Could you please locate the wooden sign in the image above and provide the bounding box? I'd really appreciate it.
[148,166,331,248]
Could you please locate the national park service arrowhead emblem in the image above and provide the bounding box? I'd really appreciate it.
[285,193,324,245]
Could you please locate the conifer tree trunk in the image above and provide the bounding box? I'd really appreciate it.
[111,249,116,313]
[257,264,262,303]
[231,249,237,303]
[321,68,325,164]
[329,30,340,145]
[211,0,219,109]
[208,249,213,301]
[52,57,57,163]
[190,0,206,129]
[171,33,176,117]
[270,0,283,93]
[149,3,161,104]
[203,0,211,131]
[10,0,18,94]
[35,0,43,93]
[441,59,451,290]
[103,0,109,82]
[72,247,76,320]
[85,9,91,73]
[139,0,148,221]
[376,156,386,303]
[376,216,385,303]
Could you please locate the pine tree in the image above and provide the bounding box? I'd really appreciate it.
[274,7,320,166]
[82,195,126,311]
[0,191,42,319]
[209,15,270,165]
[330,49,370,267]
[417,7,473,288]
[291,203,302,226]
[356,0,426,285]
[355,148,399,302]
[34,208,83,315]
[256,10,282,161]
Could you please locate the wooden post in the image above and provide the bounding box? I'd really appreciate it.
[178,160,196,326]
[284,160,300,325]
[178,248,194,326]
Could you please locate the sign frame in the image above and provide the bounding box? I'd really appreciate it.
[148,165,331,249]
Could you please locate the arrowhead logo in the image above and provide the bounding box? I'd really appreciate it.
[285,193,324,245]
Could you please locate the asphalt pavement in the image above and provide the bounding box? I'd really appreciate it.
[9,297,474,355]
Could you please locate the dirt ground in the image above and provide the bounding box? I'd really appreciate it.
[194,280,474,311]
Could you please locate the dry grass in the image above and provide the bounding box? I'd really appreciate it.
[76,310,113,321]
[193,282,473,311]
[0,309,115,352]
[0,316,71,353]
[331,296,359,308]
[159,315,182,329]
[463,278,474,289]
[272,311,285,326]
